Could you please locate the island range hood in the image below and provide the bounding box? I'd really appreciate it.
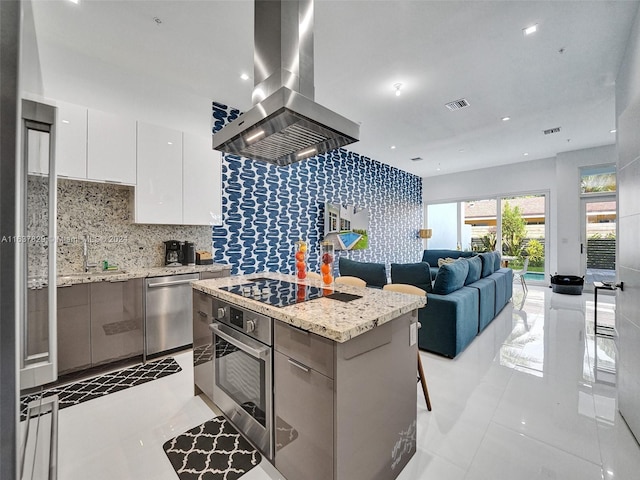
[212,0,360,167]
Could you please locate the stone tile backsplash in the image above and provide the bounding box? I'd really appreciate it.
[29,178,212,275]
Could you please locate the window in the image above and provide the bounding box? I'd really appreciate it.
[581,165,616,195]
[426,192,548,283]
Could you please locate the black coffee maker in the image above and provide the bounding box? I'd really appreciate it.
[164,240,183,266]
[182,241,195,266]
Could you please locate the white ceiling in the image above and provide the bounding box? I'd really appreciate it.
[29,0,639,178]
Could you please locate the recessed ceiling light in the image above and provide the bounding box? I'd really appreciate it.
[68,0,79,4]
[459,149,465,153]
[610,129,617,133]
[240,73,250,81]
[502,116,511,122]
[436,163,441,171]
[390,145,396,150]
[523,24,538,36]
[523,153,529,156]
[167,142,173,145]
[393,83,403,97]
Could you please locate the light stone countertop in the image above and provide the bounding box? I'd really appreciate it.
[56,263,231,286]
[192,272,426,343]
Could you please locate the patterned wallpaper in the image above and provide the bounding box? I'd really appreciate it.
[211,102,424,277]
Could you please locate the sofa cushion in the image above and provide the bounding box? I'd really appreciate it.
[422,249,464,266]
[391,262,433,293]
[432,259,469,295]
[479,252,495,278]
[464,256,483,285]
[437,257,457,267]
[338,257,387,288]
[493,251,501,271]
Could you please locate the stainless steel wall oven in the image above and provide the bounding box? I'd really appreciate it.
[210,300,273,459]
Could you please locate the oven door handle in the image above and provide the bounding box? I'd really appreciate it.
[210,323,270,359]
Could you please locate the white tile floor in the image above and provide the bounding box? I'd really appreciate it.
[57,285,639,480]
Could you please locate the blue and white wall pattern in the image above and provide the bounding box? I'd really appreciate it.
[211,101,424,276]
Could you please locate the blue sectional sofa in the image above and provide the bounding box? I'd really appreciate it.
[421,249,476,280]
[337,252,512,358]
[395,251,513,358]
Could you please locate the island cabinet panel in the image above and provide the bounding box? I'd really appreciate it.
[334,313,417,480]
[90,279,143,365]
[273,351,334,480]
[274,321,335,379]
[57,284,91,374]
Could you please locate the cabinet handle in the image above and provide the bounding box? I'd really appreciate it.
[148,279,193,288]
[108,279,128,283]
[198,310,208,317]
[57,284,73,288]
[287,358,310,372]
[105,179,122,184]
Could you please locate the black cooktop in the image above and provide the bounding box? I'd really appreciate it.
[220,277,325,307]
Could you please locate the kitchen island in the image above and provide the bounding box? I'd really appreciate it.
[192,272,426,480]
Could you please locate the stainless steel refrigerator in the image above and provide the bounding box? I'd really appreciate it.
[1,2,59,476]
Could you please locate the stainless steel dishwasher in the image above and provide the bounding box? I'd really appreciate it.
[144,273,200,358]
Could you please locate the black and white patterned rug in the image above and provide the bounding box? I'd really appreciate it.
[163,417,262,480]
[20,357,181,421]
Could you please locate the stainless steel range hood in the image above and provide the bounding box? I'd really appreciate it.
[212,0,360,166]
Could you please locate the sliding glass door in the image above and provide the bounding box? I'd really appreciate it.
[426,192,548,284]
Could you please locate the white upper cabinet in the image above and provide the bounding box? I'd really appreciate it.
[135,122,183,224]
[182,133,223,226]
[87,109,136,184]
[26,128,50,176]
[55,101,87,179]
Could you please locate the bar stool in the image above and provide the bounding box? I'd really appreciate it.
[383,283,432,411]
[334,276,367,287]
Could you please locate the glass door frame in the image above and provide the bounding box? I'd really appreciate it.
[580,193,617,293]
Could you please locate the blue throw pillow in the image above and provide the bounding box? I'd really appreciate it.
[493,251,501,271]
[391,262,432,293]
[479,252,495,277]
[464,256,482,285]
[338,257,387,288]
[432,259,469,295]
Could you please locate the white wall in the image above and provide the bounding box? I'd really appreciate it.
[555,144,617,275]
[614,3,640,442]
[426,203,458,249]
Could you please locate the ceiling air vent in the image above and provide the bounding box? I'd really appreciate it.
[410,157,424,162]
[445,99,470,111]
[543,127,561,135]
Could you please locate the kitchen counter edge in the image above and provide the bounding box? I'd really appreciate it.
[191,274,426,343]
[57,264,231,286]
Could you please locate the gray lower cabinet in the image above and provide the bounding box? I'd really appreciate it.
[274,323,335,480]
[57,284,91,374]
[193,290,214,399]
[90,279,144,365]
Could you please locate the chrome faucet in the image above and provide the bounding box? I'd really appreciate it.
[83,235,98,272]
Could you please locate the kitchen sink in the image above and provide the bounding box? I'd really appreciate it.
[58,270,127,279]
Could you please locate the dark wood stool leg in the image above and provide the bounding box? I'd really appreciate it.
[417,351,432,411]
